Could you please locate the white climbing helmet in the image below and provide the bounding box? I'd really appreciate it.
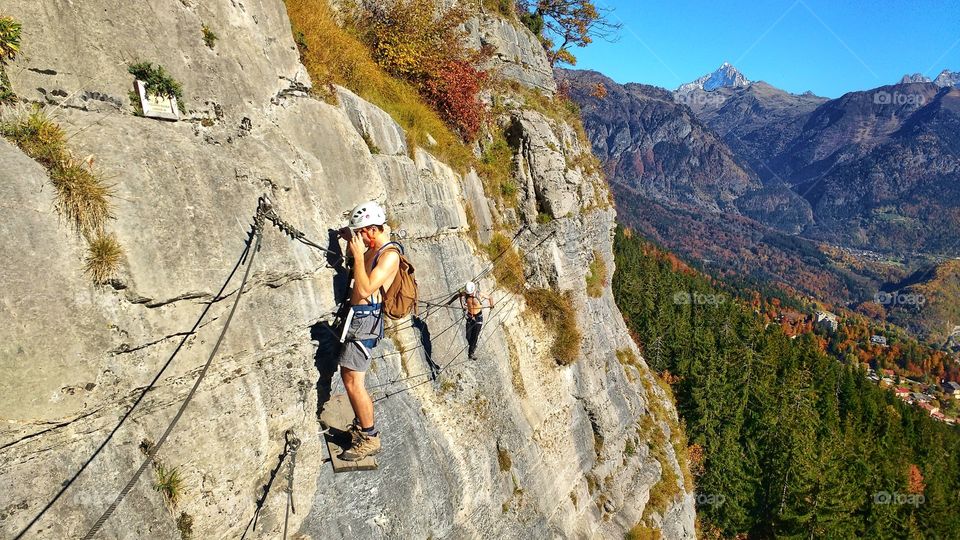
[349,201,387,229]
[465,281,477,295]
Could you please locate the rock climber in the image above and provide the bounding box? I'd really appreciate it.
[454,281,495,360]
[335,201,399,461]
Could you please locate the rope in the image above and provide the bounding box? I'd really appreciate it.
[21,198,554,537]
[406,224,529,309]
[13,238,253,540]
[366,311,468,389]
[371,289,515,389]
[83,221,264,538]
[373,292,520,402]
[368,230,557,391]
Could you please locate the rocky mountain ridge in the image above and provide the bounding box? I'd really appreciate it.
[565,64,960,339]
[0,1,695,538]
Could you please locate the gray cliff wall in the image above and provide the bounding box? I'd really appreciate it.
[0,1,694,538]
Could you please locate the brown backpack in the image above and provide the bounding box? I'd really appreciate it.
[373,242,418,319]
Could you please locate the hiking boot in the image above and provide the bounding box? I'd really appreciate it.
[340,431,381,461]
[345,418,362,445]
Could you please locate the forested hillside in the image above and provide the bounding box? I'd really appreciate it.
[613,228,960,538]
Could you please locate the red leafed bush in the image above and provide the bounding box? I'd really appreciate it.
[360,0,489,141]
[420,58,487,140]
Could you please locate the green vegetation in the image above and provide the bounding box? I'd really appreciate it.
[585,250,607,297]
[613,227,960,537]
[0,15,20,60]
[153,464,183,508]
[514,0,620,67]
[485,233,526,294]
[128,62,186,114]
[523,288,581,365]
[85,233,123,284]
[625,523,661,540]
[360,0,487,140]
[1,108,113,239]
[285,0,478,166]
[483,0,516,18]
[0,107,123,285]
[0,15,21,103]
[476,128,518,210]
[360,131,381,154]
[201,24,218,49]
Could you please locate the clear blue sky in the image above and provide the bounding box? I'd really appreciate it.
[573,0,960,97]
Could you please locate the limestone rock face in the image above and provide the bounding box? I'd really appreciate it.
[465,14,558,95]
[0,1,694,539]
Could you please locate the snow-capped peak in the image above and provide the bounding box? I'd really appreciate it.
[896,69,958,87]
[933,69,959,88]
[677,62,751,93]
[900,73,931,84]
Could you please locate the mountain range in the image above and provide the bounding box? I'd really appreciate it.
[900,69,960,87]
[561,63,960,343]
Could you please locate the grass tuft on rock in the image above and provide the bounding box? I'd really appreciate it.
[201,24,218,49]
[2,108,113,237]
[153,464,184,509]
[497,447,512,471]
[176,512,194,539]
[53,156,113,237]
[485,232,526,294]
[523,288,581,365]
[85,233,123,284]
[585,250,607,297]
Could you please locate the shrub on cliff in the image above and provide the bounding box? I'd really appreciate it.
[0,15,21,103]
[0,16,21,61]
[486,233,526,294]
[524,288,581,365]
[285,0,473,168]
[361,0,489,140]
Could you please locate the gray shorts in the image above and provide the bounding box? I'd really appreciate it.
[338,305,383,373]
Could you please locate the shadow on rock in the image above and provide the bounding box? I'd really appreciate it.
[410,315,440,380]
[312,230,351,418]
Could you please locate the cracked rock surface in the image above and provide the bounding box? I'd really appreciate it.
[0,1,695,538]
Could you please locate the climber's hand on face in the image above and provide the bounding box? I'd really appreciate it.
[338,227,353,241]
[348,233,365,257]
